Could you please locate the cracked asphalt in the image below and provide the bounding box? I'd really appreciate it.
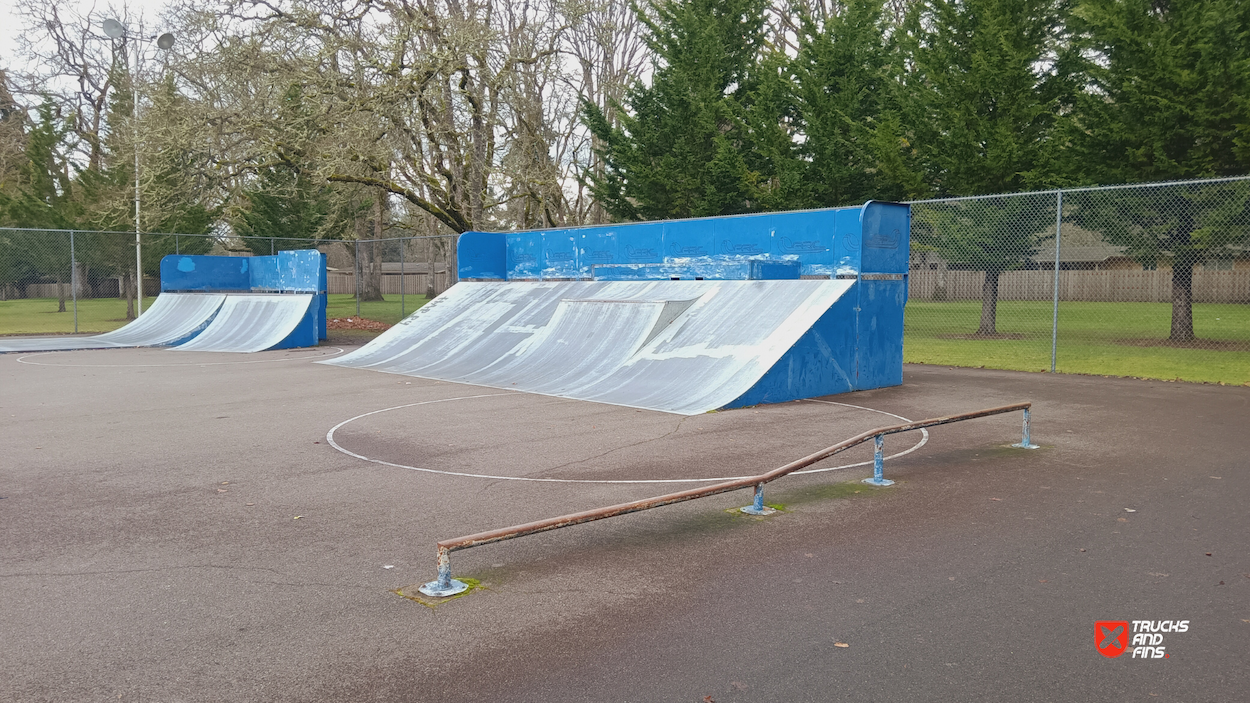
[1,346,1246,702]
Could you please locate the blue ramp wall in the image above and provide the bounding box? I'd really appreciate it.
[160,250,328,342]
[457,201,907,282]
[455,202,910,406]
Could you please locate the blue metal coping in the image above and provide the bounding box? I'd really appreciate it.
[456,201,910,282]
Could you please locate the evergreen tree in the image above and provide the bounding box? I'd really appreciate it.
[905,0,1078,335]
[790,0,926,208]
[0,99,80,311]
[582,0,794,220]
[1069,0,1250,342]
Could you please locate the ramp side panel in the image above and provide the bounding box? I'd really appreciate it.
[94,293,226,346]
[172,294,314,353]
[854,279,907,390]
[722,286,860,410]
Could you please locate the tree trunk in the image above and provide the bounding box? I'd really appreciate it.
[357,202,385,302]
[124,272,135,320]
[447,233,458,288]
[977,268,1001,336]
[1169,260,1196,342]
[57,275,66,313]
[425,236,436,298]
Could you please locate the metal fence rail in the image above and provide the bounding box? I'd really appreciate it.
[417,402,1036,597]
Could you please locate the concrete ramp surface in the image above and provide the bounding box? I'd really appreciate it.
[173,294,315,353]
[0,293,225,354]
[321,281,858,414]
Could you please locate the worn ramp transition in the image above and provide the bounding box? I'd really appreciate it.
[322,280,861,415]
[0,293,225,354]
[173,294,316,353]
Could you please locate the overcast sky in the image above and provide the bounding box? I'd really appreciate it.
[2,0,172,70]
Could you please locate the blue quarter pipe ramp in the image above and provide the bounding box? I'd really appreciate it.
[323,201,911,414]
[0,249,328,354]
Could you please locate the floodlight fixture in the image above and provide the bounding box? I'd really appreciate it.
[103,18,126,38]
[157,33,175,50]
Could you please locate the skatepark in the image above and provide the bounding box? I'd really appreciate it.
[1,203,1246,701]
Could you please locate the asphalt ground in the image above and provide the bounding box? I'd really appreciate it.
[0,346,1246,702]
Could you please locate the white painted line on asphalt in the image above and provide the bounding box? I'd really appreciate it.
[325,395,928,484]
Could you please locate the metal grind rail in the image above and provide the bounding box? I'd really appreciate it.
[418,402,1040,596]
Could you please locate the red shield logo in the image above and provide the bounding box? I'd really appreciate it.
[1096,621,1129,658]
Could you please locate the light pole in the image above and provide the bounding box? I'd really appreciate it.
[102,18,174,318]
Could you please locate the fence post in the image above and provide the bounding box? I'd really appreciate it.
[70,230,78,334]
[175,234,180,255]
[355,239,361,318]
[1050,190,1063,373]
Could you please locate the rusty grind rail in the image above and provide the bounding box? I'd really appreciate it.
[418,402,1039,597]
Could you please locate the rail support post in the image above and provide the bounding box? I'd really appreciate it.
[862,434,895,486]
[417,546,469,597]
[1012,407,1040,450]
[739,483,777,516]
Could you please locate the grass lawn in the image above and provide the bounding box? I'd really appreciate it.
[325,293,429,326]
[0,297,142,335]
[905,300,1250,385]
[3,295,1245,385]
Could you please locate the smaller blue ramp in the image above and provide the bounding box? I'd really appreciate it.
[172,294,317,353]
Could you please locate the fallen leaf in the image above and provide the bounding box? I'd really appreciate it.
[1080,548,1087,552]
[1124,508,1136,513]
[1117,517,1128,522]
[704,696,715,703]
[245,503,254,506]
[990,498,1002,501]
[294,516,303,520]
[1039,579,1048,583]
[804,553,814,558]
[1210,476,1222,479]
[1206,553,1212,556]
[217,489,227,493]
[383,565,395,570]
[834,642,850,648]
[221,481,229,485]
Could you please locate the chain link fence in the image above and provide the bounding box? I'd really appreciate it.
[2,176,1247,383]
[908,177,1250,384]
[0,228,458,336]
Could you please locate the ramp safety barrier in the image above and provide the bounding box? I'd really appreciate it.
[418,402,1040,596]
